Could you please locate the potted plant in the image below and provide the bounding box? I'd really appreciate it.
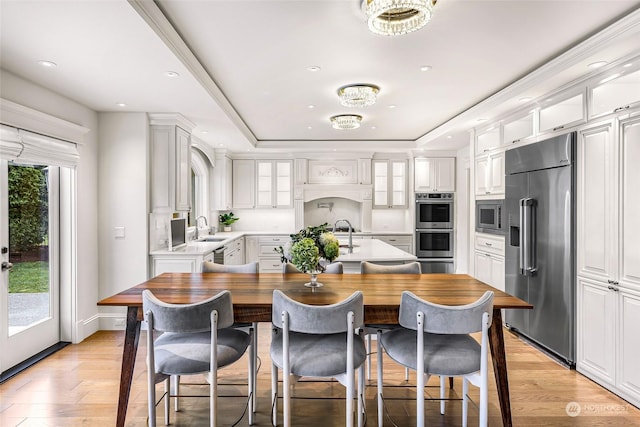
[275,223,340,287]
[218,212,239,232]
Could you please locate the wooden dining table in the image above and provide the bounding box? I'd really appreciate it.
[98,272,532,427]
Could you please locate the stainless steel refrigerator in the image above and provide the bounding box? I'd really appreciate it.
[504,132,576,366]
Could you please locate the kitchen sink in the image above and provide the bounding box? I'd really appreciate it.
[339,244,359,248]
[196,236,227,242]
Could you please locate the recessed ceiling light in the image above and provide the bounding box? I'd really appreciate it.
[116,103,127,107]
[588,61,608,69]
[307,126,313,130]
[164,71,180,78]
[371,126,377,130]
[307,105,315,109]
[447,135,452,139]
[37,60,57,68]
[201,130,208,134]
[477,118,487,122]
[519,97,532,102]
[307,66,321,72]
[219,143,224,147]
[623,62,633,68]
[388,104,397,109]
[420,65,432,72]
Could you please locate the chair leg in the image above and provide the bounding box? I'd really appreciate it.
[210,370,217,427]
[358,363,365,427]
[376,330,384,427]
[248,324,256,425]
[173,375,180,412]
[283,372,290,427]
[462,377,469,427]
[164,378,170,425]
[366,334,372,380]
[147,374,156,427]
[271,363,278,426]
[440,375,446,415]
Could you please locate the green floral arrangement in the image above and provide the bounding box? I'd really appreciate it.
[218,212,239,226]
[275,223,340,273]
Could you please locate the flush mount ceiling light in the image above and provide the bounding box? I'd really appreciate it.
[337,84,380,107]
[330,114,362,130]
[364,0,435,36]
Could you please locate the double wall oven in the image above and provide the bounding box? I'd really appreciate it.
[415,193,454,273]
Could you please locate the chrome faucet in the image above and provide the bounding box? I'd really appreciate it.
[194,216,208,240]
[333,219,353,253]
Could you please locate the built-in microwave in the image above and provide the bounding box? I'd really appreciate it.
[475,199,504,234]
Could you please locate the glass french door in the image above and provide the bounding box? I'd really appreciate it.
[0,160,60,373]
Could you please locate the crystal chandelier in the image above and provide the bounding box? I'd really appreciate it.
[364,0,435,36]
[337,84,380,107]
[330,114,363,130]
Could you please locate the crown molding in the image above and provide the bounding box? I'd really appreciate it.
[0,98,90,144]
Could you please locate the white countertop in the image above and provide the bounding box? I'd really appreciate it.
[150,230,414,257]
[150,231,417,263]
[334,239,417,263]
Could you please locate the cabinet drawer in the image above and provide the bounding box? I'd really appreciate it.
[475,233,505,256]
[259,257,283,273]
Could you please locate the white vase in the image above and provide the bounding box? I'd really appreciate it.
[223,226,231,232]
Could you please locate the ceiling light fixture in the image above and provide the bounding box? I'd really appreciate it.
[330,114,362,130]
[588,61,608,69]
[164,71,180,78]
[337,84,380,107]
[420,65,432,72]
[364,0,435,36]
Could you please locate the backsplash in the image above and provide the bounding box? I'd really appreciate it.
[304,197,362,230]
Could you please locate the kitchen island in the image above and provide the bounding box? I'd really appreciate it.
[149,232,416,275]
[335,238,417,273]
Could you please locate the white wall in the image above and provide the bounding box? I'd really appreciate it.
[0,69,99,342]
[97,113,149,326]
[455,147,471,273]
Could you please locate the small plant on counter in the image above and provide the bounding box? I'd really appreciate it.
[218,212,239,226]
[275,223,340,273]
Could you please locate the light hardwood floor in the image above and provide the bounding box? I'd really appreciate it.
[1,324,639,426]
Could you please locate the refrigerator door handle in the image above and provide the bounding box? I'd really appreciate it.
[519,198,537,276]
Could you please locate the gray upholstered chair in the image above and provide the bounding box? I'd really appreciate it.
[360,261,421,274]
[360,261,422,380]
[376,290,494,427]
[200,260,259,414]
[142,289,255,427]
[202,260,259,273]
[270,290,366,427]
[282,261,344,274]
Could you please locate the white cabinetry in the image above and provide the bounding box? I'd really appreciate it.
[590,68,640,119]
[475,151,504,197]
[373,159,407,208]
[151,251,214,276]
[257,235,287,273]
[150,123,192,213]
[245,236,259,263]
[473,233,505,291]
[232,159,256,208]
[414,157,455,192]
[576,114,640,408]
[475,127,501,154]
[539,91,585,134]
[256,160,292,208]
[224,237,244,265]
[503,111,535,146]
[369,234,413,254]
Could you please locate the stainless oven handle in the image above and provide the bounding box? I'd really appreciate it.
[519,198,537,276]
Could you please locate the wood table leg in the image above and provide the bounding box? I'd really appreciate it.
[489,308,512,427]
[116,306,141,427]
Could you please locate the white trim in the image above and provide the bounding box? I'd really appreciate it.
[0,98,89,144]
[147,113,196,133]
[418,9,640,145]
[128,0,257,146]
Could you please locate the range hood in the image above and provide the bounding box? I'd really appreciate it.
[294,183,373,232]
